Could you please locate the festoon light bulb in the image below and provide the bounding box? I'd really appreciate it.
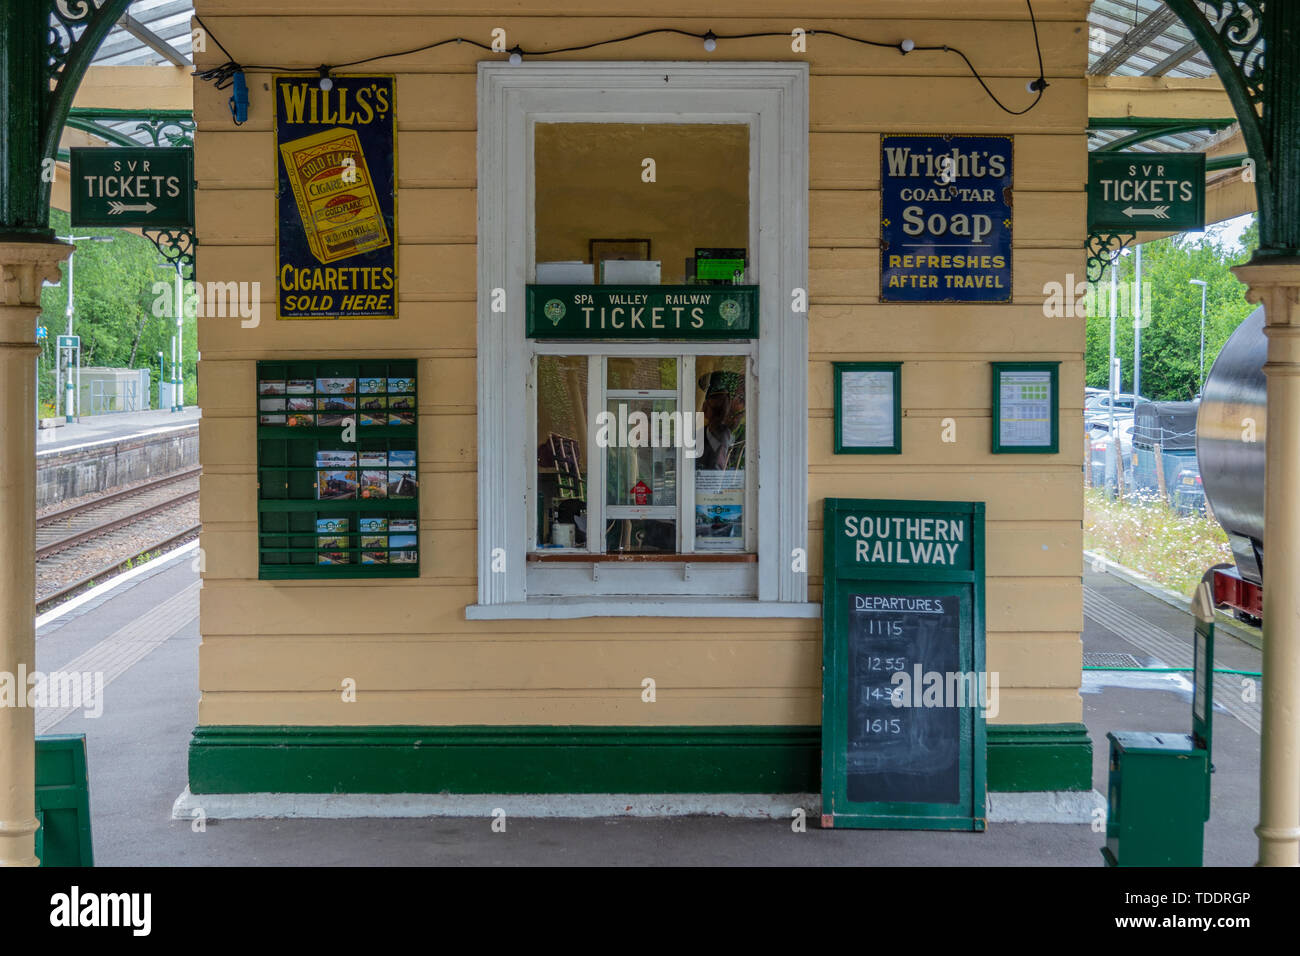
[318,66,333,91]
[509,46,523,65]
[900,38,915,53]
[703,31,717,52]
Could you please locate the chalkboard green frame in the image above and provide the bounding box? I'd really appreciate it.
[821,498,986,830]
[256,359,419,580]
[833,362,902,454]
[991,361,1059,454]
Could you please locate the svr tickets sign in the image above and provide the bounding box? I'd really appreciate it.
[275,74,397,319]
[880,134,1013,303]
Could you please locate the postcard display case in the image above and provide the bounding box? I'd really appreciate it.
[256,360,419,578]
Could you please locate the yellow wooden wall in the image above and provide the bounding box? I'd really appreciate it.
[192,0,1090,729]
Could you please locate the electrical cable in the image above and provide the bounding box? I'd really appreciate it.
[192,2,1047,117]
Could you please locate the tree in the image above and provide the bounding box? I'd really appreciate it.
[1086,218,1257,401]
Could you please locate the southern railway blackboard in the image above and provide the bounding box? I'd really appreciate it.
[822,499,987,830]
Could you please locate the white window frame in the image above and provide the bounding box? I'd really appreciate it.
[470,61,811,620]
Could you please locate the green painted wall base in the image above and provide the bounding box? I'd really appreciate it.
[189,722,1091,795]
[987,723,1092,792]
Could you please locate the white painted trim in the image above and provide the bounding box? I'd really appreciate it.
[466,598,820,620]
[985,790,1106,824]
[173,786,817,820]
[477,61,809,610]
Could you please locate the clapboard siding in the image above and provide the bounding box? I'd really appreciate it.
[193,0,1088,729]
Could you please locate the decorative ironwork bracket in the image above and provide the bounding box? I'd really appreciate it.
[1164,1,1273,242]
[1085,232,1136,283]
[43,0,136,214]
[143,228,196,281]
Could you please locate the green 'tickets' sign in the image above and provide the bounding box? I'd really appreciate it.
[1087,152,1206,232]
[526,285,758,339]
[822,498,987,831]
[69,147,194,228]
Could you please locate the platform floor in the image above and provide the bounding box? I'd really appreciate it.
[37,406,200,454]
[34,556,1261,866]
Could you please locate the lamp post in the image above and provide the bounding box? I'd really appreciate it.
[1189,278,1208,395]
[155,262,184,412]
[157,351,165,410]
[58,234,112,422]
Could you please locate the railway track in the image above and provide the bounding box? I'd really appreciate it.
[36,468,202,613]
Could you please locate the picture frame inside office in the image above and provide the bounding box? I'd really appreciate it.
[834,362,902,454]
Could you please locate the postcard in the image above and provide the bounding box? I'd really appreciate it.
[359,471,388,499]
[359,413,385,427]
[259,398,285,412]
[316,535,348,550]
[390,550,417,564]
[317,396,356,412]
[388,450,416,469]
[258,380,286,395]
[317,551,350,565]
[358,517,387,533]
[389,518,416,533]
[360,534,387,550]
[388,471,418,498]
[287,396,314,411]
[316,517,349,534]
[387,411,415,426]
[316,377,356,394]
[387,377,415,394]
[358,395,386,411]
[258,414,286,425]
[388,534,417,550]
[317,413,353,428]
[286,379,314,394]
[317,470,358,500]
[359,450,388,468]
[287,413,315,427]
[315,449,357,468]
[358,377,385,394]
[387,395,414,410]
[361,551,388,564]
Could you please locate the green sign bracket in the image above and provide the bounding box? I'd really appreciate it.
[1084,230,1136,283]
[526,285,758,340]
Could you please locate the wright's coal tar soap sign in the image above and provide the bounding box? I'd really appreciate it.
[880,134,1012,303]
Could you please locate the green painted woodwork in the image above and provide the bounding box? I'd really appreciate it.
[1090,118,1235,153]
[526,285,758,340]
[985,723,1092,792]
[0,2,54,238]
[35,734,94,867]
[70,147,195,227]
[990,361,1059,454]
[821,498,987,830]
[1103,731,1207,867]
[833,362,901,455]
[188,725,822,794]
[187,722,1087,795]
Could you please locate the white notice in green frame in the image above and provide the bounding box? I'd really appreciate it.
[835,363,901,454]
[991,362,1059,454]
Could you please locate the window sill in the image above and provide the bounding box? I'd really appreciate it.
[465,597,821,620]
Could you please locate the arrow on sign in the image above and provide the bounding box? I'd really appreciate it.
[1122,205,1170,220]
[106,201,157,216]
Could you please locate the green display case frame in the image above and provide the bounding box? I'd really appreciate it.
[256,359,419,580]
[821,498,987,831]
[990,361,1060,454]
[833,361,902,455]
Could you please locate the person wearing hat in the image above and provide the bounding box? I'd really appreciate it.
[697,370,745,471]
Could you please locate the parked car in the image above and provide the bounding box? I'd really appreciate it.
[1170,463,1206,515]
[1085,392,1138,415]
[1088,417,1134,488]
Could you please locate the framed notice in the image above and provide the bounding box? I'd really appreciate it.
[275,74,397,319]
[991,362,1059,454]
[834,362,901,454]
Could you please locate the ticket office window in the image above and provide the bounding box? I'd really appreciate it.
[472,63,809,615]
